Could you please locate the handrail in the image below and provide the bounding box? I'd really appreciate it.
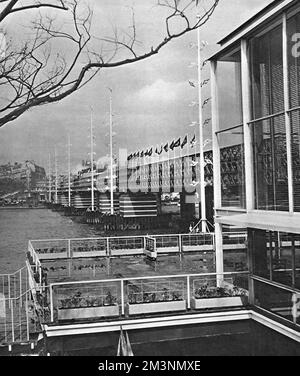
[29,231,244,244]
[252,275,300,294]
[0,288,32,301]
[0,266,27,278]
[49,270,249,287]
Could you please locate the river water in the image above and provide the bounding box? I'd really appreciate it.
[0,208,101,274]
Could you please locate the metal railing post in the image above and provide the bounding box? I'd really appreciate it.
[19,269,22,308]
[106,238,110,257]
[179,234,182,253]
[50,285,54,322]
[121,280,125,316]
[39,264,42,287]
[25,290,30,342]
[68,239,71,258]
[11,298,14,343]
[8,275,11,309]
[187,276,191,309]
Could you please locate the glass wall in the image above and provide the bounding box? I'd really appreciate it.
[217,50,242,131]
[250,228,300,326]
[216,47,245,209]
[250,22,289,211]
[288,10,300,212]
[218,126,245,208]
[251,24,284,119]
[288,10,300,109]
[251,229,299,288]
[253,279,296,324]
[252,115,288,211]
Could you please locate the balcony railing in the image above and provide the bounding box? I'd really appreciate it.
[29,271,250,324]
[28,232,246,262]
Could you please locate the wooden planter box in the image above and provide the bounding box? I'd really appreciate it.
[191,296,246,309]
[127,300,186,315]
[58,304,119,320]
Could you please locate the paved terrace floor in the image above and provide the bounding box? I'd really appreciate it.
[40,251,248,284]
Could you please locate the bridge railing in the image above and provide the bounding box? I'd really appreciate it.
[45,271,249,324]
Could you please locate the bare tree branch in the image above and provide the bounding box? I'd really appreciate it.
[0,0,219,128]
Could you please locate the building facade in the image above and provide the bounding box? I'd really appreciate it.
[210,0,300,329]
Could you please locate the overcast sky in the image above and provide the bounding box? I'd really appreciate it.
[0,0,274,173]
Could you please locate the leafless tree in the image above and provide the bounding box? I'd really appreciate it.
[0,0,219,128]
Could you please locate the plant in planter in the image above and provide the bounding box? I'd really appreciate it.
[104,291,117,306]
[192,283,248,310]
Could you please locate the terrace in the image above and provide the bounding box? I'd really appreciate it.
[24,232,249,328]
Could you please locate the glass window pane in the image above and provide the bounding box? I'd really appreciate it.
[250,25,284,119]
[271,232,293,287]
[290,109,300,212]
[252,114,288,211]
[295,235,300,290]
[288,11,300,109]
[218,126,245,208]
[251,229,270,279]
[217,49,242,131]
[253,279,296,324]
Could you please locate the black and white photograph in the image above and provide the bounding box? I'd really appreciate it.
[0,0,299,359]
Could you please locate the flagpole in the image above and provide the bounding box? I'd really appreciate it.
[68,134,71,207]
[90,108,95,212]
[54,147,58,204]
[48,153,51,202]
[108,88,114,215]
[197,22,207,233]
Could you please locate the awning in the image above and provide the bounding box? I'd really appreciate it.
[216,212,300,234]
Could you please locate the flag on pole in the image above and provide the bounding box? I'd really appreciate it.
[181,135,188,149]
[155,146,163,155]
[190,135,197,148]
[201,78,210,87]
[202,97,211,108]
[203,118,211,126]
[188,80,196,88]
[173,138,181,148]
[164,143,168,153]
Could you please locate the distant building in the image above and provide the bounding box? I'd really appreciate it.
[0,160,46,194]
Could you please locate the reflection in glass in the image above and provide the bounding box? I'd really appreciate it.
[218,125,245,208]
[253,279,297,324]
[217,49,242,131]
[252,115,288,211]
[288,11,300,109]
[250,24,284,120]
